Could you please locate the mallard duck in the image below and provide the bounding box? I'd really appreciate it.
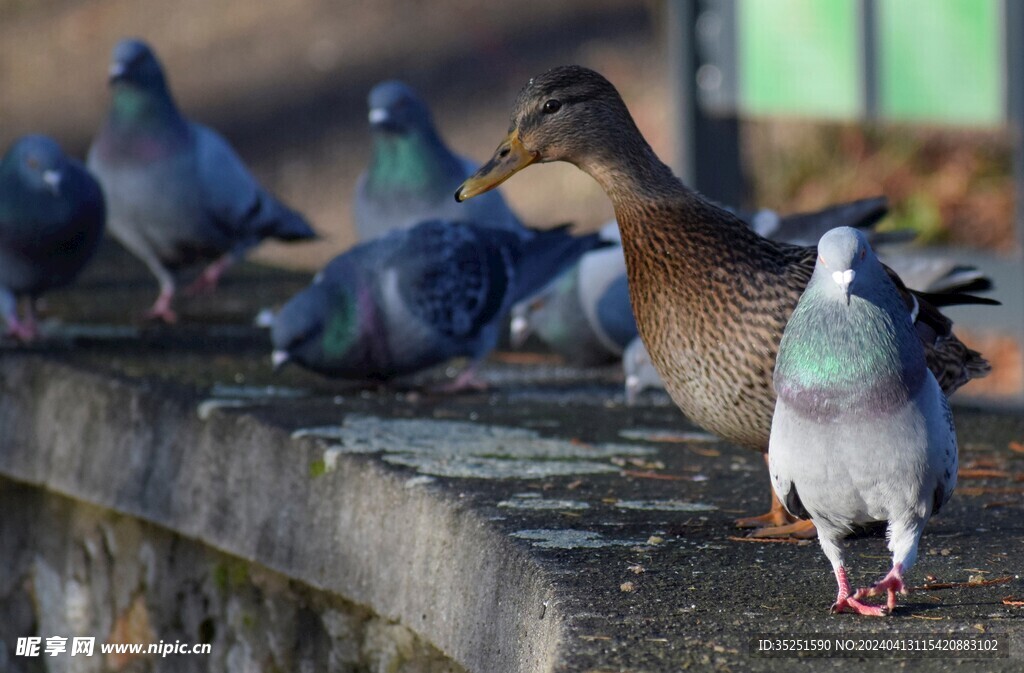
[456,65,994,537]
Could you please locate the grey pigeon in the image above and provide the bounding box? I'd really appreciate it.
[513,197,899,366]
[0,135,105,341]
[88,38,316,323]
[272,219,606,389]
[769,226,958,615]
[355,80,525,241]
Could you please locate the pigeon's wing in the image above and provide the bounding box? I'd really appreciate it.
[193,124,314,243]
[393,221,512,339]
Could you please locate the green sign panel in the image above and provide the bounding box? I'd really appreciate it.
[739,0,861,118]
[879,0,1002,125]
[736,0,1004,126]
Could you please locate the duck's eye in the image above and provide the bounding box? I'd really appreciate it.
[542,99,562,114]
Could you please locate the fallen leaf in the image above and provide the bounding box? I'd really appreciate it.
[912,615,945,621]
[1008,441,1024,454]
[1001,596,1024,606]
[910,576,1013,591]
[727,535,811,546]
[621,469,690,481]
[958,468,1011,479]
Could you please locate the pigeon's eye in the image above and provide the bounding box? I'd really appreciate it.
[542,99,562,114]
[860,248,866,261]
[26,156,39,170]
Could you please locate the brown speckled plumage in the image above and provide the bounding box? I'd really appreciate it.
[469,65,991,452]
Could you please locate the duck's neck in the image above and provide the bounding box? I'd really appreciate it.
[579,139,683,206]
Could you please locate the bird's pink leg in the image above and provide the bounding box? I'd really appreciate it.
[3,300,38,342]
[853,563,906,613]
[144,289,178,324]
[432,364,489,393]
[831,566,889,616]
[4,317,38,342]
[184,254,234,296]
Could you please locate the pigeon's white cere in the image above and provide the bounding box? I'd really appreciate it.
[368,108,389,125]
[831,269,855,290]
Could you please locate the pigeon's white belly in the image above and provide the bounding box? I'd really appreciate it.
[769,373,956,528]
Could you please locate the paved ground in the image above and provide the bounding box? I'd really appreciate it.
[0,244,1017,672]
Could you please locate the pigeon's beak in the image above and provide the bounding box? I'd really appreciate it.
[831,269,855,304]
[509,314,530,348]
[368,107,396,130]
[624,375,642,406]
[455,130,538,202]
[108,62,127,82]
[271,350,290,371]
[42,169,62,195]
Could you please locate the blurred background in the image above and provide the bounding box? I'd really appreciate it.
[0,0,1020,400]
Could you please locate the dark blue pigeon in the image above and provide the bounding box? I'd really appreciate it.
[0,135,105,341]
[355,80,526,241]
[272,219,605,390]
[88,38,316,323]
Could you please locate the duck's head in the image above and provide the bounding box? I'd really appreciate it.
[456,66,636,202]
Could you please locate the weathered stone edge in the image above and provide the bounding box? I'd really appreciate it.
[0,355,563,673]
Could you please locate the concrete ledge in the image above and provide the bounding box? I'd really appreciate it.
[1,250,1023,671]
[0,356,559,673]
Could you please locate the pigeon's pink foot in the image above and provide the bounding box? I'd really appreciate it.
[853,564,906,613]
[831,566,891,617]
[4,317,38,342]
[184,256,232,296]
[144,292,178,324]
[433,367,489,393]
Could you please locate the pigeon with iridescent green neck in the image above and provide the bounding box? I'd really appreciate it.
[355,80,525,241]
[272,219,605,389]
[0,135,105,341]
[769,226,958,616]
[88,38,316,324]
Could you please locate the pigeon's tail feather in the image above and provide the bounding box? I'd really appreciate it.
[915,265,993,296]
[259,199,318,242]
[511,227,610,305]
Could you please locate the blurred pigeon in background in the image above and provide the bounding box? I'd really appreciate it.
[354,80,526,241]
[88,38,316,324]
[0,135,105,341]
[272,219,606,390]
[769,226,958,616]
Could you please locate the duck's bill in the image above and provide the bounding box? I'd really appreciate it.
[455,132,538,202]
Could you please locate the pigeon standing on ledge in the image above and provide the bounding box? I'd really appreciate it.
[769,227,958,616]
[88,38,316,324]
[355,80,526,242]
[272,219,606,390]
[0,135,105,341]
